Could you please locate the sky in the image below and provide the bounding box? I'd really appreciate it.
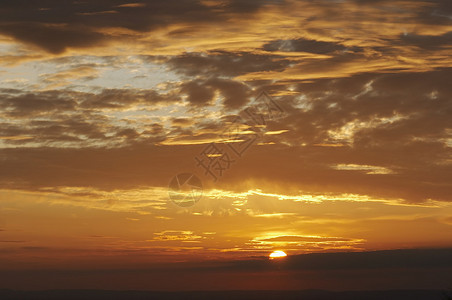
[0,0,452,291]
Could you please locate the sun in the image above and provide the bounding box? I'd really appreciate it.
[269,250,287,259]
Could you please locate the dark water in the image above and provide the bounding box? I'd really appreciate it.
[0,289,450,300]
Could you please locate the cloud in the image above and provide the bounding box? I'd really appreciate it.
[247,234,365,252]
[263,38,361,54]
[164,51,292,78]
[116,3,148,8]
[207,78,250,109]
[0,66,451,203]
[0,89,77,118]
[0,23,109,54]
[332,164,395,174]
[39,66,100,89]
[0,0,282,54]
[414,0,452,25]
[180,77,251,108]
[398,31,452,51]
[180,80,215,106]
[152,231,204,242]
[0,87,180,146]
[257,235,356,243]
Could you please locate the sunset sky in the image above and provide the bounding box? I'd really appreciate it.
[1,0,452,291]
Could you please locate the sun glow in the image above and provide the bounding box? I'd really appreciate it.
[269,250,287,259]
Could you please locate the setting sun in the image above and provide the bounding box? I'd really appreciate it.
[269,250,287,259]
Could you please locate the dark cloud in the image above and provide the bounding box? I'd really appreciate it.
[144,123,165,136]
[79,88,179,110]
[0,88,179,117]
[180,81,215,106]
[1,114,109,143]
[114,128,140,140]
[221,0,286,13]
[415,0,452,25]
[399,31,452,50]
[263,38,361,54]
[0,90,77,118]
[0,88,178,146]
[164,51,292,77]
[0,139,450,203]
[277,68,452,146]
[0,0,209,53]
[207,78,250,108]
[0,0,285,53]
[0,144,196,191]
[0,0,449,55]
[179,77,251,108]
[0,23,108,54]
[171,118,192,126]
